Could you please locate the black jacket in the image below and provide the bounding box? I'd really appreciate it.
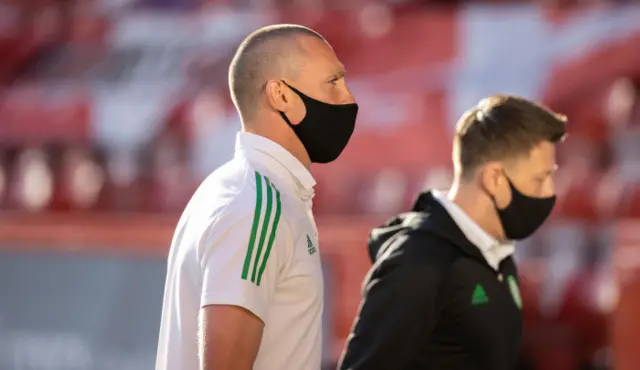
[338,191,523,370]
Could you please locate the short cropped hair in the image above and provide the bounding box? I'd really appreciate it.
[453,95,567,178]
[228,24,325,121]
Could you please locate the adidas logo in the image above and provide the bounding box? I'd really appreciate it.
[471,284,489,305]
[306,235,317,256]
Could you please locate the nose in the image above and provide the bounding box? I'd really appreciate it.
[340,83,356,104]
[542,178,555,198]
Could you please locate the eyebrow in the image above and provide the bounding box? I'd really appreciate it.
[328,69,346,80]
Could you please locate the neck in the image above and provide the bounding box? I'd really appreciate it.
[447,180,505,240]
[243,116,311,169]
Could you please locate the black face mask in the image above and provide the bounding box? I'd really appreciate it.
[495,176,556,241]
[279,81,359,164]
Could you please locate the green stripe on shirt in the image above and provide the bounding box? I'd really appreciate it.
[251,176,273,283]
[241,171,263,281]
[257,184,281,286]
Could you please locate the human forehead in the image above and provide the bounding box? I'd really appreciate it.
[512,141,557,174]
[297,36,344,75]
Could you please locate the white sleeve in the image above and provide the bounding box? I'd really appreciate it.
[200,208,285,323]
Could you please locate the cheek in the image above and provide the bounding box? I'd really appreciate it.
[520,179,552,198]
[288,94,307,124]
[495,183,513,210]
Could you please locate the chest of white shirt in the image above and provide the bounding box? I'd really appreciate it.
[276,206,323,301]
[290,207,320,261]
[278,196,321,264]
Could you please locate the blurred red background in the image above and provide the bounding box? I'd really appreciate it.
[1,1,640,369]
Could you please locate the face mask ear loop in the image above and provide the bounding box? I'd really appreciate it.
[495,168,517,209]
[484,168,507,209]
[490,194,500,208]
[279,111,293,126]
[278,80,296,126]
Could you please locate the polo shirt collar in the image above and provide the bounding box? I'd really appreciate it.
[235,132,316,199]
[432,190,515,270]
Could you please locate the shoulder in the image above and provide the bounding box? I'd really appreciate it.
[189,158,276,220]
[403,228,461,264]
[372,228,461,283]
[225,164,286,226]
[381,225,460,264]
[202,160,288,240]
[182,161,290,249]
[190,161,291,260]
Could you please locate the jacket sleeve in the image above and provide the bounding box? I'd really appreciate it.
[338,232,447,370]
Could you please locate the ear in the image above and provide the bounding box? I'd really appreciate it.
[479,161,504,198]
[264,80,290,113]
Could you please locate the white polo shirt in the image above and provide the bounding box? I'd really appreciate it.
[432,190,514,270]
[156,132,324,370]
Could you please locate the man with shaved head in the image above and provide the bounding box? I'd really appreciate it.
[155,24,358,370]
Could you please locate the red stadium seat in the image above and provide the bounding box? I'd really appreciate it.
[313,168,369,215]
[615,182,640,219]
[557,269,611,368]
[553,170,602,221]
[0,152,10,210]
[599,166,640,219]
[552,136,603,221]
[593,169,623,219]
[6,148,55,212]
[354,169,409,215]
[68,15,110,45]
[100,150,149,213]
[56,146,108,212]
